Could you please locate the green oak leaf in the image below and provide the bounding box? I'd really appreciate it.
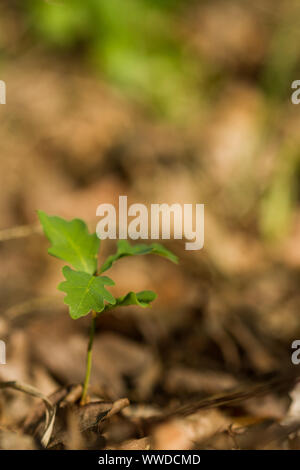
[104,290,157,311]
[58,266,116,319]
[38,210,100,274]
[100,240,178,273]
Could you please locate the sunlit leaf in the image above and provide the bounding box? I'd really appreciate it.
[38,211,100,275]
[58,266,115,319]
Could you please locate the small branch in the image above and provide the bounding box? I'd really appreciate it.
[0,224,41,242]
[0,380,56,447]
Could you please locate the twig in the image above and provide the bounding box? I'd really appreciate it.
[0,224,41,242]
[0,380,56,447]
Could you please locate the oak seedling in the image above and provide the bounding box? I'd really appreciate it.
[38,211,178,405]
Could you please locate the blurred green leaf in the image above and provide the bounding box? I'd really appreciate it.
[259,144,300,240]
[27,0,91,47]
[26,0,199,119]
[261,3,300,100]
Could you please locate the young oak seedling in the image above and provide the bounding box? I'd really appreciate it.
[38,211,178,405]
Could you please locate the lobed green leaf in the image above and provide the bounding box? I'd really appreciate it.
[100,240,178,273]
[38,210,100,274]
[104,290,157,311]
[58,266,116,319]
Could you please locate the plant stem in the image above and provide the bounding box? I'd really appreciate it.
[80,310,97,406]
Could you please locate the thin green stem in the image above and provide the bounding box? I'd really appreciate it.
[80,311,97,405]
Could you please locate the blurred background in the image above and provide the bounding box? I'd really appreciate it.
[1,0,300,449]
